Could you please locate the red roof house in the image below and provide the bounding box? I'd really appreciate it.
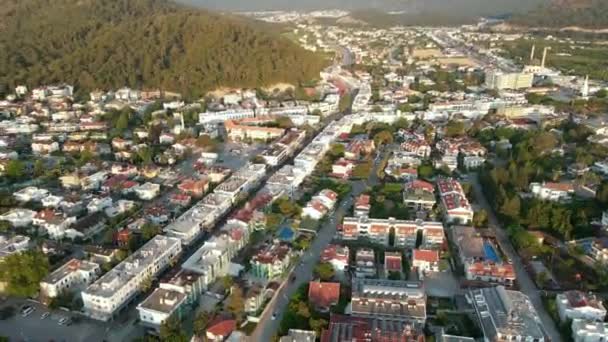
[308,281,340,312]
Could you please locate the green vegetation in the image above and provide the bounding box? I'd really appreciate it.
[279,283,329,337]
[0,251,49,297]
[498,38,608,81]
[0,0,326,98]
[511,0,608,29]
[314,262,335,281]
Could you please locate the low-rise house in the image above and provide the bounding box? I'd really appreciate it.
[134,182,161,200]
[0,208,36,227]
[437,178,473,224]
[40,259,100,301]
[206,318,236,342]
[403,180,435,212]
[137,288,187,334]
[572,319,608,342]
[41,195,63,208]
[178,178,209,197]
[33,209,76,240]
[470,286,546,342]
[384,252,403,275]
[66,212,107,241]
[530,182,575,202]
[0,235,30,260]
[308,281,340,312]
[245,284,265,315]
[280,329,316,342]
[320,244,350,273]
[14,186,49,202]
[412,249,440,277]
[354,194,371,217]
[331,158,355,179]
[557,291,606,323]
[87,197,113,213]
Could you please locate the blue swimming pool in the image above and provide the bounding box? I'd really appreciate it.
[483,241,500,263]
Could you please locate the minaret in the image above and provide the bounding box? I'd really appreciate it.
[530,45,536,63]
[180,112,185,130]
[541,47,549,69]
[582,75,589,100]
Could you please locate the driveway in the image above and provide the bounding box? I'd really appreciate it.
[469,173,561,342]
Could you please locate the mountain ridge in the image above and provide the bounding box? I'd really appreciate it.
[0,0,327,98]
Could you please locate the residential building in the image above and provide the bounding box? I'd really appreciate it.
[403,180,436,212]
[33,209,77,240]
[308,281,340,312]
[137,288,187,334]
[134,182,161,200]
[280,329,316,342]
[572,319,608,342]
[320,314,424,342]
[485,70,534,90]
[437,178,473,224]
[412,249,440,277]
[250,243,291,281]
[0,235,30,260]
[0,208,36,227]
[159,269,205,307]
[384,252,403,274]
[82,236,182,321]
[530,182,574,202]
[470,286,546,342]
[341,216,443,248]
[320,244,350,273]
[199,109,255,124]
[331,158,355,179]
[225,119,285,141]
[354,194,371,217]
[206,318,236,342]
[14,186,49,202]
[557,291,606,323]
[351,278,426,323]
[40,259,100,300]
[452,226,515,285]
[354,248,376,278]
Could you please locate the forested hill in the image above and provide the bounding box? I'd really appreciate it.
[510,0,608,29]
[0,0,327,98]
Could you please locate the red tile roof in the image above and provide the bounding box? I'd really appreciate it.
[206,319,236,338]
[413,249,439,263]
[308,281,340,309]
[385,254,402,272]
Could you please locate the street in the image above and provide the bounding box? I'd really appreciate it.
[469,173,561,342]
[250,144,388,341]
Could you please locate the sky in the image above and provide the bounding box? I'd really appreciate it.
[177,0,548,14]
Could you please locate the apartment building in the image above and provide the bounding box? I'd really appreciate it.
[470,286,546,342]
[351,278,426,323]
[341,216,444,248]
[557,291,606,323]
[82,235,182,321]
[437,178,473,224]
[250,243,291,281]
[40,259,100,300]
[485,70,533,90]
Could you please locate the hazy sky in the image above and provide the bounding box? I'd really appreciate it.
[177,0,548,14]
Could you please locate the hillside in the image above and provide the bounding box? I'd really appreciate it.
[0,0,327,98]
[510,0,608,29]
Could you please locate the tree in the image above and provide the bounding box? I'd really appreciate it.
[373,130,393,146]
[338,93,353,112]
[5,160,25,180]
[418,164,434,180]
[136,146,153,165]
[33,159,45,178]
[352,161,373,179]
[139,276,153,292]
[314,262,335,281]
[309,317,328,336]
[445,120,465,137]
[472,209,488,227]
[275,116,294,129]
[221,275,234,291]
[227,286,245,321]
[387,271,402,280]
[0,251,49,297]
[141,223,161,242]
[0,220,11,233]
[115,111,130,131]
[160,316,188,342]
[193,311,210,336]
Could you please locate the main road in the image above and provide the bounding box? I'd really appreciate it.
[469,173,561,342]
[250,145,388,341]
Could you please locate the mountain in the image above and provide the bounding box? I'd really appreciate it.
[510,0,608,29]
[0,0,327,98]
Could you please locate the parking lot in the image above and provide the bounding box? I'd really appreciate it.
[0,300,142,342]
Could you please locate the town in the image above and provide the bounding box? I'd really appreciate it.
[2,10,608,342]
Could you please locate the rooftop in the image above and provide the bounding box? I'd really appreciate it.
[137,288,186,315]
[42,258,99,285]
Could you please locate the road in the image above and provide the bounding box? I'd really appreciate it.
[250,145,388,341]
[469,173,561,342]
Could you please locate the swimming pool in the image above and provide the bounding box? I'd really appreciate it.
[483,241,500,263]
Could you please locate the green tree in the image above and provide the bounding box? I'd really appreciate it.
[387,271,402,280]
[5,160,25,180]
[309,317,328,336]
[314,262,335,281]
[0,251,49,297]
[445,120,465,137]
[159,316,188,342]
[472,209,488,228]
[373,130,394,146]
[193,311,210,336]
[275,116,294,129]
[141,223,161,241]
[115,111,130,131]
[227,286,245,322]
[418,164,434,180]
[33,159,45,178]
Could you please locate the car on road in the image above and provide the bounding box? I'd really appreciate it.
[21,305,34,317]
[271,312,277,320]
[40,312,50,320]
[58,317,72,326]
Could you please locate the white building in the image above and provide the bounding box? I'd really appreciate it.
[137,288,187,333]
[0,235,30,260]
[485,70,533,90]
[40,259,100,299]
[87,197,113,214]
[557,291,606,323]
[572,319,608,342]
[437,178,473,224]
[134,182,161,200]
[14,186,49,202]
[0,208,36,227]
[530,182,574,202]
[198,109,255,124]
[470,286,546,342]
[82,235,182,321]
